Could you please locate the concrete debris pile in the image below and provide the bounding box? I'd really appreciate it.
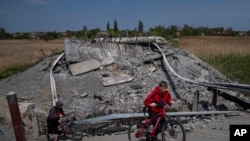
[50,38,243,117]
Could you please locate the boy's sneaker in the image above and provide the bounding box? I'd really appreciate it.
[145,131,151,141]
[151,136,161,141]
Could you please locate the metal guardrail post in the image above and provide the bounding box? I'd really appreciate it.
[212,88,218,107]
[193,90,200,111]
[6,91,25,141]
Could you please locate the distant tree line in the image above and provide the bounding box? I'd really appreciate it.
[0,20,249,40]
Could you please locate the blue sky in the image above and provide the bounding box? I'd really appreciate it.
[0,0,250,33]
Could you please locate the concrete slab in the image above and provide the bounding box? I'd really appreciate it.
[18,102,35,116]
[64,38,82,63]
[101,75,133,86]
[148,65,156,72]
[69,59,101,76]
[101,56,115,66]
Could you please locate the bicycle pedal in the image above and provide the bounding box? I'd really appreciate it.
[151,136,160,141]
[145,134,151,141]
[59,136,68,140]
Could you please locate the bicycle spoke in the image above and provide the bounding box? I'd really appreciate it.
[161,120,186,141]
[68,123,83,141]
[128,121,149,141]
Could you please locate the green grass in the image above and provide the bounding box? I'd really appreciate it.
[203,54,250,84]
[202,54,250,97]
[0,50,64,80]
[0,64,33,80]
[169,38,179,47]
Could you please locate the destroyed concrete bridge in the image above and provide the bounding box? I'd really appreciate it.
[1,36,250,140]
[51,37,250,111]
[44,36,249,137]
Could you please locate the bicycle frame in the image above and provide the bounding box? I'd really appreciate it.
[150,112,165,136]
[129,108,186,141]
[58,112,74,136]
[135,110,166,138]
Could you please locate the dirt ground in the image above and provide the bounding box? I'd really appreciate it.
[1,92,250,141]
[80,111,250,141]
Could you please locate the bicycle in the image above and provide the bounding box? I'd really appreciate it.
[47,112,83,141]
[128,107,186,141]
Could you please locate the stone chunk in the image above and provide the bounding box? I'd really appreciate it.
[101,56,115,66]
[80,93,88,98]
[148,64,156,72]
[64,38,82,63]
[69,59,101,76]
[101,75,133,86]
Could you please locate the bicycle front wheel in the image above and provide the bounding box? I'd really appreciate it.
[128,121,149,141]
[68,123,83,141]
[161,119,186,141]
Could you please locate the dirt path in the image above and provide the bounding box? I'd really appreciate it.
[81,111,250,141]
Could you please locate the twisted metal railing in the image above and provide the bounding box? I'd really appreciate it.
[50,53,64,106]
[152,43,250,93]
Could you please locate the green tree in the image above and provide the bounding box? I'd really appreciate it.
[226,27,235,36]
[87,28,101,38]
[83,25,88,32]
[148,25,167,38]
[107,21,110,31]
[76,31,83,38]
[114,20,118,33]
[82,25,88,38]
[41,31,58,40]
[180,24,193,36]
[138,20,144,33]
[0,27,7,39]
[169,25,178,38]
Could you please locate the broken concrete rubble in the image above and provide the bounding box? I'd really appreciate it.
[54,38,248,117]
[69,59,101,75]
[101,75,134,86]
[68,56,115,76]
[93,36,169,45]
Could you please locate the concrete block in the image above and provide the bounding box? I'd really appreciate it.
[101,75,133,86]
[64,38,82,63]
[148,65,156,72]
[101,56,115,66]
[18,103,36,117]
[69,59,101,76]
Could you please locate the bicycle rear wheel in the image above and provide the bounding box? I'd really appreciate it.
[68,123,83,141]
[128,121,150,141]
[161,119,186,141]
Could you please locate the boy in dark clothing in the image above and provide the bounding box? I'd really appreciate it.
[143,81,174,140]
[47,101,65,141]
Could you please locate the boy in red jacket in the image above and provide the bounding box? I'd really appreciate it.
[143,81,174,139]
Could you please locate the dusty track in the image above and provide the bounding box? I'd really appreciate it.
[81,111,250,141]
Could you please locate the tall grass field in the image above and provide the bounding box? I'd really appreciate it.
[0,39,64,79]
[179,36,250,85]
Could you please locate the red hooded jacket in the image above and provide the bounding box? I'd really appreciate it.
[143,86,172,113]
